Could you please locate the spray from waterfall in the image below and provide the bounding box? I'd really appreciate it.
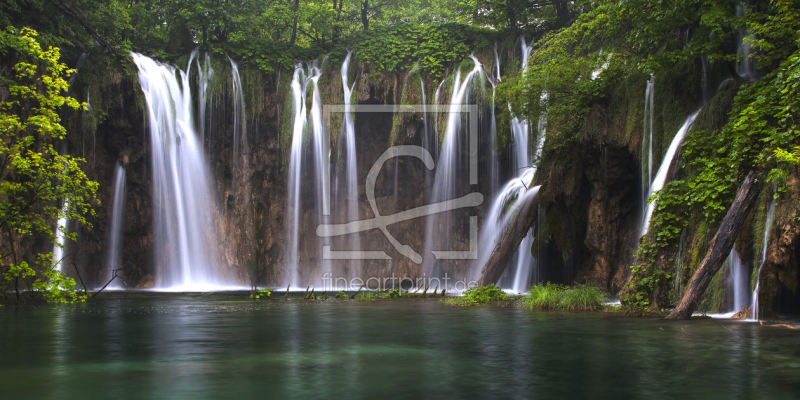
[751,198,776,320]
[132,52,230,290]
[105,161,126,289]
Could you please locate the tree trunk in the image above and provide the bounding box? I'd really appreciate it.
[289,0,300,46]
[666,171,762,320]
[477,188,540,286]
[361,0,369,30]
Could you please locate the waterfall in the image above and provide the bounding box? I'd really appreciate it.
[105,162,126,289]
[751,198,776,320]
[642,76,654,215]
[287,59,329,288]
[230,56,246,162]
[423,56,484,279]
[53,207,68,272]
[477,38,544,292]
[196,52,213,147]
[641,111,700,236]
[735,4,758,82]
[728,248,749,312]
[338,51,360,282]
[131,52,230,290]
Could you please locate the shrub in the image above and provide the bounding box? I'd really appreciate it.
[334,291,348,299]
[442,284,513,306]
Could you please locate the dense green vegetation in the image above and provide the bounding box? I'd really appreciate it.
[441,283,513,306]
[518,283,604,311]
[0,27,97,303]
[2,0,798,313]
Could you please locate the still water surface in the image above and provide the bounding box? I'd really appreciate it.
[1,292,798,399]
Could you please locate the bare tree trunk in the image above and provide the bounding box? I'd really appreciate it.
[666,171,762,320]
[477,190,540,286]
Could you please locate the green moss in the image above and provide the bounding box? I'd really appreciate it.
[441,284,512,306]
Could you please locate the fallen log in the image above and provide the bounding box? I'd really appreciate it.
[477,188,541,286]
[666,171,762,320]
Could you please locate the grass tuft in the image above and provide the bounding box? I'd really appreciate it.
[519,283,604,311]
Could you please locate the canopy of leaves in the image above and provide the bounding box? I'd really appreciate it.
[0,27,96,303]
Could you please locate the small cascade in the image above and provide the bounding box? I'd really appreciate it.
[728,248,749,312]
[478,39,543,292]
[105,162,126,288]
[196,52,213,147]
[423,56,485,278]
[751,198,776,319]
[489,43,502,197]
[642,76,654,214]
[641,111,700,236]
[230,56,246,162]
[131,52,229,290]
[735,4,758,82]
[338,51,360,282]
[52,206,68,272]
[287,59,328,288]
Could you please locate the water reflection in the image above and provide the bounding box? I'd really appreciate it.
[1,293,798,399]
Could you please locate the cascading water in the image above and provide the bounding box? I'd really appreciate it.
[105,162,126,289]
[728,248,749,312]
[131,52,229,290]
[750,198,776,320]
[642,76,654,214]
[477,38,544,293]
[641,111,700,236]
[196,52,213,147]
[287,59,329,288]
[52,208,68,271]
[337,51,360,283]
[423,56,484,279]
[735,4,758,82]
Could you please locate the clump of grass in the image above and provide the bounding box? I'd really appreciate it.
[442,284,513,306]
[334,291,348,299]
[518,283,565,309]
[518,283,604,311]
[558,285,603,311]
[355,291,376,302]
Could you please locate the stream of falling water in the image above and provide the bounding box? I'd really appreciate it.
[641,111,700,236]
[132,52,229,290]
[287,59,329,288]
[105,162,126,288]
[751,198,776,320]
[642,76,654,218]
[338,51,360,283]
[423,56,484,280]
[728,248,749,312]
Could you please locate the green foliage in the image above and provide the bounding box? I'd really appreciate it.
[0,27,96,303]
[387,288,404,298]
[518,283,566,309]
[557,284,604,311]
[335,291,348,299]
[250,288,272,299]
[518,283,604,310]
[352,23,494,80]
[442,284,512,306]
[355,291,376,302]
